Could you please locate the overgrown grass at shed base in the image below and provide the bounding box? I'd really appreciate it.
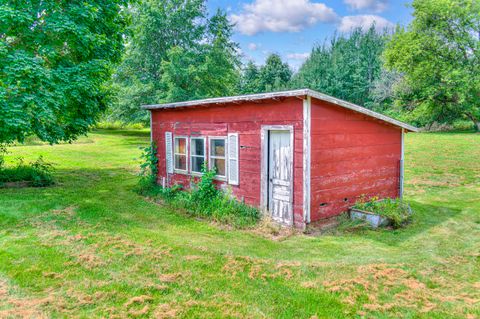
[137,150,260,228]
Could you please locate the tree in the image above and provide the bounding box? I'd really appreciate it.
[238,54,292,94]
[110,1,240,123]
[0,0,129,144]
[292,26,389,110]
[160,9,240,102]
[258,54,292,92]
[238,61,261,94]
[384,0,480,130]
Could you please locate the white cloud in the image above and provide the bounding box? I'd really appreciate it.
[344,0,388,13]
[338,15,393,32]
[230,0,337,35]
[287,53,310,60]
[248,42,259,51]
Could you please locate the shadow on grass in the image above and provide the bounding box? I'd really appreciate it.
[90,128,150,138]
[0,167,202,231]
[355,200,462,246]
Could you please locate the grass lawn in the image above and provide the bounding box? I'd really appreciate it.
[0,129,479,318]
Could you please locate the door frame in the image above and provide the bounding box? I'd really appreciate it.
[260,125,294,225]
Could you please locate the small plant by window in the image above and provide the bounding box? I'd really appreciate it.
[137,142,158,194]
[139,162,259,228]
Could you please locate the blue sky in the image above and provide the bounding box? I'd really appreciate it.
[206,0,413,69]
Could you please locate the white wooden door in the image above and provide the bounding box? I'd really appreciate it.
[268,130,293,225]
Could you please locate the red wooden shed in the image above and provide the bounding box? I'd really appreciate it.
[143,89,417,229]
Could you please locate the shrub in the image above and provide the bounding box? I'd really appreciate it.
[95,120,145,130]
[353,196,412,228]
[0,156,54,187]
[140,162,260,228]
[136,143,158,195]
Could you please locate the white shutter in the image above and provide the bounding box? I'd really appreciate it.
[165,132,173,174]
[228,133,239,185]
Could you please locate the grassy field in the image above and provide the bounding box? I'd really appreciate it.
[0,129,479,318]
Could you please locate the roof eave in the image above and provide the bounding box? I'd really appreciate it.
[142,89,419,132]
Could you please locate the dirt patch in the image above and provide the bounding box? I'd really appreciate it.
[153,303,179,319]
[158,273,181,283]
[124,295,154,308]
[0,278,55,319]
[222,256,299,281]
[184,255,202,261]
[318,261,480,317]
[246,217,299,241]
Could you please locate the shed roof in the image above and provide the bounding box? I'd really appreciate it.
[142,89,418,132]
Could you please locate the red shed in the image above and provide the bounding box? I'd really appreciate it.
[143,89,417,229]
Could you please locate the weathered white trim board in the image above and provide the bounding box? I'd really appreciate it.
[400,128,405,198]
[302,96,311,224]
[260,125,294,225]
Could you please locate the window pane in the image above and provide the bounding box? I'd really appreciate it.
[212,158,226,176]
[175,155,186,170]
[191,156,204,173]
[175,138,186,154]
[191,139,205,156]
[210,139,225,156]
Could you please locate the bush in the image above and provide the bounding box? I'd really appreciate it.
[95,120,145,130]
[136,143,158,195]
[353,196,412,228]
[138,162,260,228]
[0,156,54,187]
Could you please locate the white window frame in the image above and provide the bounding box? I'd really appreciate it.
[173,136,188,174]
[190,136,206,176]
[208,136,228,181]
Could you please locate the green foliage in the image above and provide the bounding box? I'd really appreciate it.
[95,120,146,130]
[353,196,412,228]
[1,129,480,318]
[140,163,260,228]
[110,1,240,123]
[239,54,292,94]
[384,0,480,130]
[0,156,54,187]
[292,26,391,110]
[191,163,218,203]
[0,0,130,144]
[136,143,158,194]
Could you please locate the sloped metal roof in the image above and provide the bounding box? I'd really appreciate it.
[142,88,418,132]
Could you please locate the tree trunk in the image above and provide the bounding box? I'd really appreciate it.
[465,112,480,132]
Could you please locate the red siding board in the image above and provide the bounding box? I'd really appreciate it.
[151,94,404,227]
[309,98,402,221]
[152,98,305,226]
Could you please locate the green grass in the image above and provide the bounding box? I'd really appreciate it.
[0,129,479,318]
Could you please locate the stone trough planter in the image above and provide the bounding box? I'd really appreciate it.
[349,203,412,228]
[349,208,391,228]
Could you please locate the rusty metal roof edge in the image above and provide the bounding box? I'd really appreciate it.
[142,88,418,132]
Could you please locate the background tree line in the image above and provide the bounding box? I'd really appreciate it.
[1,0,479,149]
[108,0,479,131]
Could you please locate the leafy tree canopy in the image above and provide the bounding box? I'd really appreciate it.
[110,1,240,123]
[292,26,390,110]
[0,0,129,144]
[239,54,292,94]
[384,0,480,130]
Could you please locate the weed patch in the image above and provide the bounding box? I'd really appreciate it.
[0,156,54,187]
[140,162,260,228]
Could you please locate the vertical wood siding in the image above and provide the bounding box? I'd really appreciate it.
[151,97,305,227]
[309,98,402,221]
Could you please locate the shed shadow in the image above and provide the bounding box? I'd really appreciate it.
[350,200,462,246]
